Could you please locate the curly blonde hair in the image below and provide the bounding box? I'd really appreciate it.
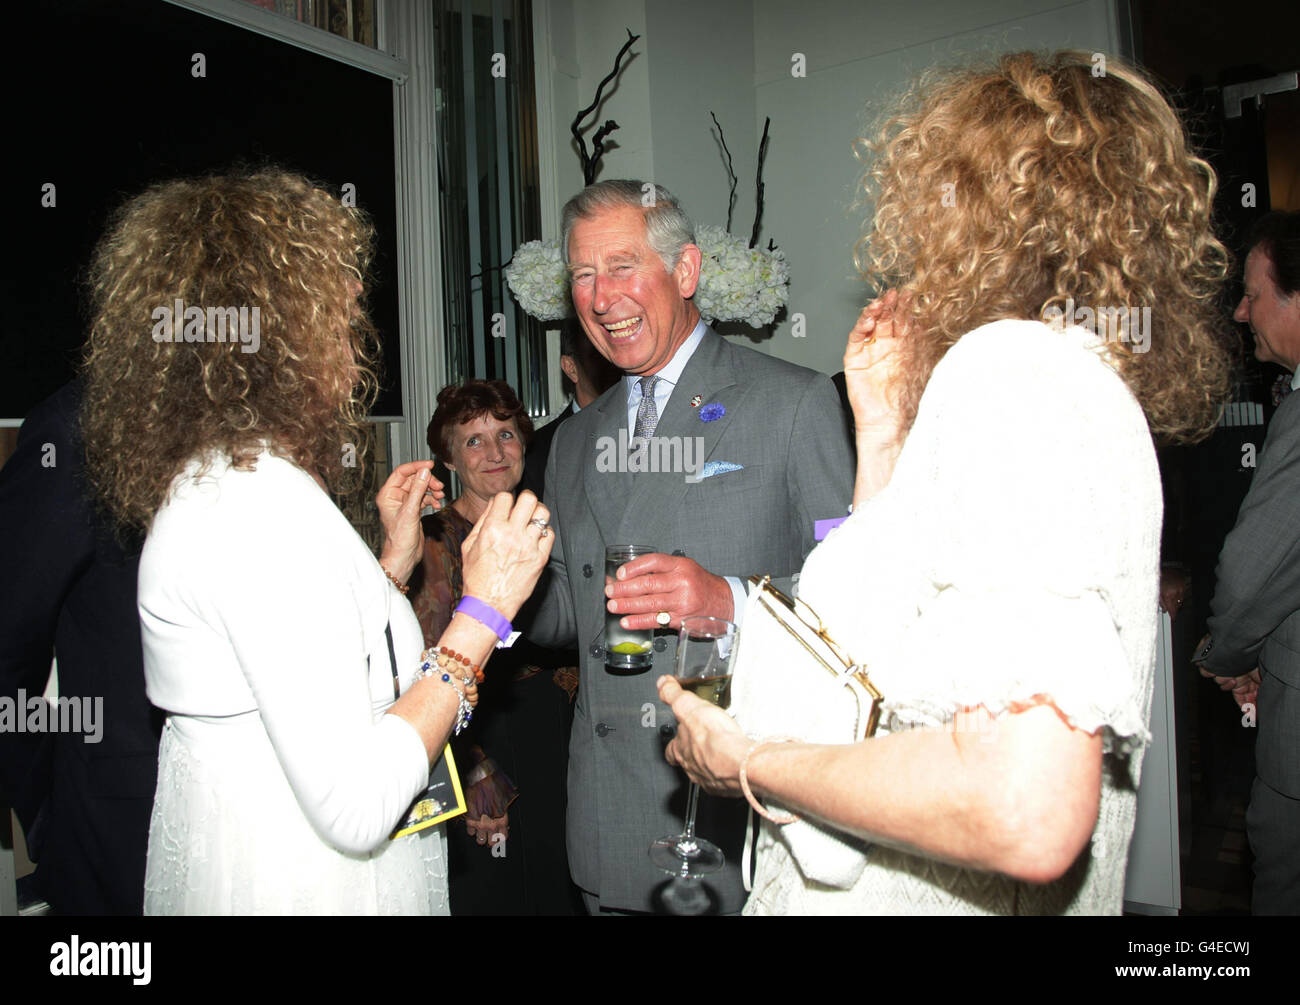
[81,169,380,532]
[856,50,1232,443]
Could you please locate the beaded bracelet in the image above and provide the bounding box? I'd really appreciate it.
[416,647,476,688]
[380,565,410,595]
[738,737,801,825]
[416,648,476,735]
[436,645,484,684]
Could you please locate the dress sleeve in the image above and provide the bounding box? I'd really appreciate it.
[876,325,1160,752]
[198,468,430,855]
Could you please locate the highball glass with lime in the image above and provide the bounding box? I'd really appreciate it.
[604,544,656,670]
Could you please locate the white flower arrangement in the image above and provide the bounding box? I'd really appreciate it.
[693,225,789,328]
[504,240,571,322]
[504,227,789,328]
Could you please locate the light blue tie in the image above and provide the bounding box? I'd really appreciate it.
[634,375,660,438]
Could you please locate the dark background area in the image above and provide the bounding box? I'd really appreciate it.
[2,0,403,419]
[1135,0,1300,914]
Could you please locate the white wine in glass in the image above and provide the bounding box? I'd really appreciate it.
[648,616,736,887]
[679,674,731,708]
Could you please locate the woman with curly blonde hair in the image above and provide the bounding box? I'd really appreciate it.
[81,169,554,914]
[660,51,1232,914]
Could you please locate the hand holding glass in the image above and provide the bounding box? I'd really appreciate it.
[603,544,656,669]
[649,616,736,879]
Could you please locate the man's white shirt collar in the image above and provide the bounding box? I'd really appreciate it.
[624,319,707,428]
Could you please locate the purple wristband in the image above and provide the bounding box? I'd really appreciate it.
[455,596,512,642]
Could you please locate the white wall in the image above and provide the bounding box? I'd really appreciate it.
[536,0,654,235]
[537,0,756,233]
[535,0,1120,374]
[755,0,1119,374]
[646,0,758,236]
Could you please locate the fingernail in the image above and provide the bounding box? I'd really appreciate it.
[419,468,430,480]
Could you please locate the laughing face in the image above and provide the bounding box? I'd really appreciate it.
[566,204,702,376]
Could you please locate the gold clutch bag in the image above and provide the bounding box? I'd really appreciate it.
[732,575,883,743]
[729,575,884,889]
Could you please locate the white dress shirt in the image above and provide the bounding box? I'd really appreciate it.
[622,320,707,430]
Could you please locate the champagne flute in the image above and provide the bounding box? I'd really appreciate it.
[649,616,736,881]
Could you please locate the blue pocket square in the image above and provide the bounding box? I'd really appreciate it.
[685,461,743,483]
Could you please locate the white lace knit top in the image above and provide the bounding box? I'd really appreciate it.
[745,320,1160,915]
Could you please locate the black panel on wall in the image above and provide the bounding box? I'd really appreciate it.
[3,0,402,419]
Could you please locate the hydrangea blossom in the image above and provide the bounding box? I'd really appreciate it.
[505,227,790,328]
[692,225,790,328]
[504,240,570,321]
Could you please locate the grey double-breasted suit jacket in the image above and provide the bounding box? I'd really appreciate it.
[1208,388,1300,800]
[526,328,854,912]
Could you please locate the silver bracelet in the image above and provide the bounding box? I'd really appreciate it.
[414,663,475,735]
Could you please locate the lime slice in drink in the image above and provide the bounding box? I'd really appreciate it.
[609,641,651,655]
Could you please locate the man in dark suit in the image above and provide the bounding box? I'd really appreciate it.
[523,180,854,913]
[0,380,162,914]
[1198,211,1300,914]
[520,318,621,501]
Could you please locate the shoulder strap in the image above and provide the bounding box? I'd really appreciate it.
[385,622,400,700]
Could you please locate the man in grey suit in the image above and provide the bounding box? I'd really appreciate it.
[524,180,853,913]
[1199,210,1300,914]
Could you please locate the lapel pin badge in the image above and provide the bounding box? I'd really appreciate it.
[689,394,703,407]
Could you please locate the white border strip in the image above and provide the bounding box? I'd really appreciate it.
[162,0,409,80]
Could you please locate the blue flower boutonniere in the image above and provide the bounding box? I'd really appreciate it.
[700,402,725,422]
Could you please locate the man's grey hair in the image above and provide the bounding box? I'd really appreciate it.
[560,179,695,273]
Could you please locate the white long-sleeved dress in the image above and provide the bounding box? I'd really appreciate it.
[139,451,447,914]
[742,320,1160,915]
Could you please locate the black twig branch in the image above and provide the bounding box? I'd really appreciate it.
[750,117,771,249]
[570,29,640,186]
[588,120,620,183]
[711,111,738,233]
[469,255,514,284]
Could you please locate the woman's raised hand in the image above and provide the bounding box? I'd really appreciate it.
[460,491,553,620]
[844,289,908,441]
[377,460,445,584]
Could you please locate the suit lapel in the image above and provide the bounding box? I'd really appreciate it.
[583,384,635,538]
[615,330,742,545]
